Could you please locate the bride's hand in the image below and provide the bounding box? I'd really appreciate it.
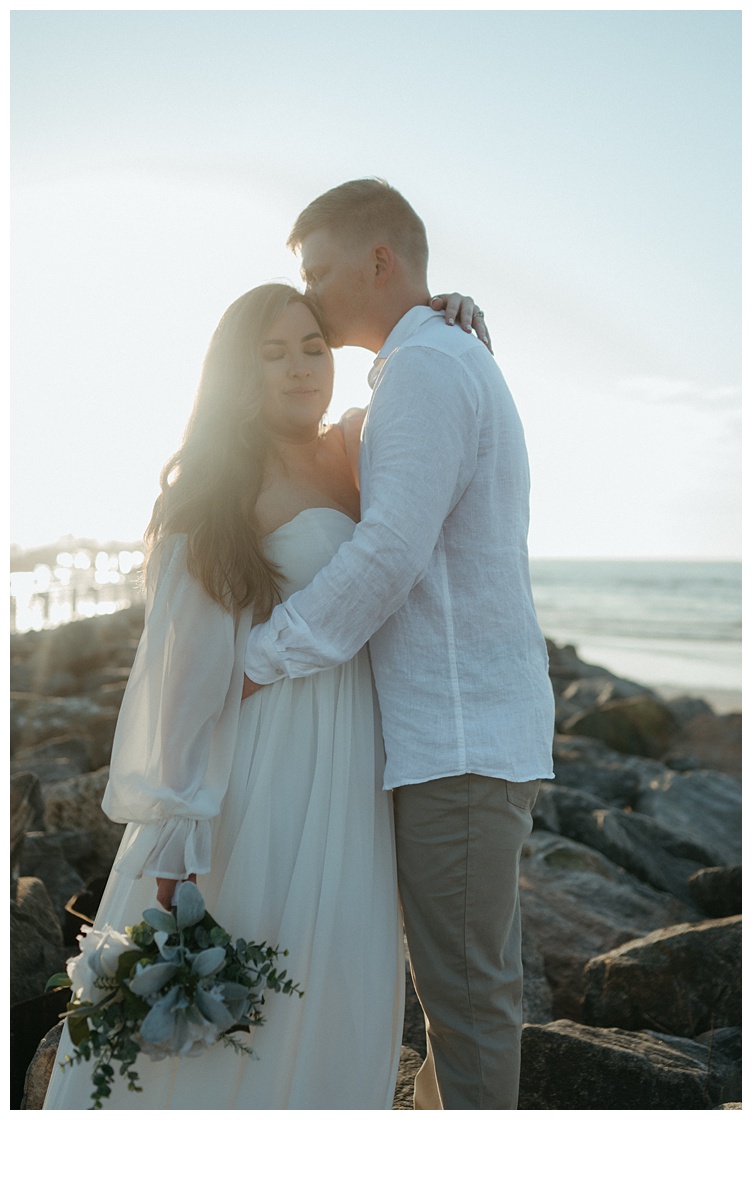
[431,293,493,353]
[242,673,264,699]
[156,874,197,911]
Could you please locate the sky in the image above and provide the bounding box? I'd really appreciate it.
[10,5,742,559]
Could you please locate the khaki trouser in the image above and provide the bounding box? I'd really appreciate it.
[393,773,539,1110]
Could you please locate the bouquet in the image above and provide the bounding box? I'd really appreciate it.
[47,881,303,1108]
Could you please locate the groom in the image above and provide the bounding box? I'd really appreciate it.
[243,178,555,1109]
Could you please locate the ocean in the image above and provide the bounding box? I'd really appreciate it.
[529,559,741,713]
[10,552,742,715]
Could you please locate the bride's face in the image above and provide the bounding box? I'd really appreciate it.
[260,301,334,439]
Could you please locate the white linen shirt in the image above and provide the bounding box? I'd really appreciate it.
[244,306,555,790]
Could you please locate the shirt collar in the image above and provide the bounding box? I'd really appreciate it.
[367,305,439,390]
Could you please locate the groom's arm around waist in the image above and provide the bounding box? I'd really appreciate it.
[244,347,480,683]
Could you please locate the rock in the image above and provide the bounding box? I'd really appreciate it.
[519,1020,739,1109]
[665,711,742,781]
[657,1027,743,1108]
[392,1046,421,1110]
[561,695,680,759]
[11,770,45,829]
[554,676,654,729]
[581,915,741,1037]
[534,785,717,904]
[519,831,698,1021]
[662,753,702,773]
[635,770,741,866]
[546,643,638,691]
[687,866,742,918]
[11,733,95,783]
[77,665,134,694]
[402,954,427,1058]
[10,878,66,1006]
[10,694,120,769]
[10,772,44,882]
[547,760,642,805]
[21,1020,64,1110]
[664,696,715,726]
[11,606,144,686]
[553,735,670,794]
[43,768,122,877]
[18,832,92,925]
[521,922,555,1025]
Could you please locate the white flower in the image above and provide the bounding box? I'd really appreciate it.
[66,924,137,1004]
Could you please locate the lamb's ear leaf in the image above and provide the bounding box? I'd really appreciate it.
[143,908,177,934]
[174,881,206,930]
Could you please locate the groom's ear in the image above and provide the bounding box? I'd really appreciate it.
[372,243,396,287]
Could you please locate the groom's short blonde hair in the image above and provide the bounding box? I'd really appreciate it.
[287,178,429,275]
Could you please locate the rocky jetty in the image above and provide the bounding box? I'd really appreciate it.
[11,615,741,1109]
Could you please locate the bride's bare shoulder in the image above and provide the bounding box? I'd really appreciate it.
[338,406,367,427]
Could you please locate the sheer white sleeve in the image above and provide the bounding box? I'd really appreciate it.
[102,535,251,880]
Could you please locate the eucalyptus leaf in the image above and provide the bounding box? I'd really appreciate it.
[114,949,148,984]
[46,973,72,991]
[67,1013,93,1048]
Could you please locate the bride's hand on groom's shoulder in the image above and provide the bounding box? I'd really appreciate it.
[431,293,493,354]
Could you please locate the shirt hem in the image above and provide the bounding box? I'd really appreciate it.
[387,768,555,791]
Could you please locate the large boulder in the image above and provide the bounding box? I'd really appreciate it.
[553,735,670,795]
[10,878,66,1006]
[521,923,555,1025]
[687,866,742,919]
[534,784,718,903]
[10,605,143,689]
[21,1021,64,1110]
[11,734,95,783]
[519,1019,740,1109]
[546,760,642,806]
[519,831,698,1020]
[43,768,123,878]
[561,695,680,759]
[10,694,120,769]
[665,710,741,781]
[581,915,741,1037]
[18,831,93,925]
[555,675,656,729]
[634,770,741,866]
[10,772,44,881]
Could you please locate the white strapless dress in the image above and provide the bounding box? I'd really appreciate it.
[43,508,405,1109]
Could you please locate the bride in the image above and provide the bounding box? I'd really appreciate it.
[43,282,484,1110]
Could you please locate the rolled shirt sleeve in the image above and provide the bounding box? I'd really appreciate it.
[244,346,479,683]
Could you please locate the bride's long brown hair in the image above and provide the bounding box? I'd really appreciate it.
[145,283,330,619]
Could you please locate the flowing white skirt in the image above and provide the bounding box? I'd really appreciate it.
[44,644,404,1109]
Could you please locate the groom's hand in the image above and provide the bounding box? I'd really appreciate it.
[242,673,265,699]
